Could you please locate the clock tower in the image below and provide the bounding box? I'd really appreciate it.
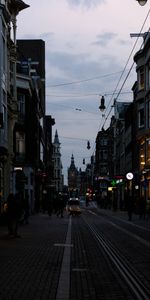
[68,154,78,192]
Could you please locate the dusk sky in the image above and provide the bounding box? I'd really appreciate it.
[17,0,150,184]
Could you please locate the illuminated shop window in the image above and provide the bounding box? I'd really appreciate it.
[140,144,145,170]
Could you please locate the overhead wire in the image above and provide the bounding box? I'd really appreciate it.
[88,7,150,160]
[46,90,132,98]
[101,8,150,130]
[52,8,150,169]
[47,70,124,87]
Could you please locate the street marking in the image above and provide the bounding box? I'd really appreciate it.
[54,243,73,247]
[56,216,72,300]
[72,268,88,272]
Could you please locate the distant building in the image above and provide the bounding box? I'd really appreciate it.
[68,154,78,196]
[52,130,63,192]
[94,127,113,206]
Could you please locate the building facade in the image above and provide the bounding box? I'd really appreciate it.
[133,32,150,208]
[0,0,29,214]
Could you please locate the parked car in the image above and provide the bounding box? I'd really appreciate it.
[67,198,81,216]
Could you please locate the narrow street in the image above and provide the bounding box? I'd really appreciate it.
[0,203,150,300]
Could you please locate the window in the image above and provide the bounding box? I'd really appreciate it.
[100,150,108,160]
[100,139,108,146]
[138,67,144,90]
[138,108,144,128]
[16,132,25,154]
[18,94,25,115]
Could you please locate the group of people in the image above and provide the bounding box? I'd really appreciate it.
[6,192,29,238]
[47,193,67,218]
[127,195,148,221]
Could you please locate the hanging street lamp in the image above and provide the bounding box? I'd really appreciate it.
[136,0,148,5]
[99,96,106,112]
[87,140,91,150]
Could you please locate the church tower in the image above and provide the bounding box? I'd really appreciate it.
[68,154,78,196]
[52,130,63,192]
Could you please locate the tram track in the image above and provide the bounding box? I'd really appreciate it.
[83,216,150,300]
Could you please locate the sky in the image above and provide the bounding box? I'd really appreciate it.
[17,0,150,184]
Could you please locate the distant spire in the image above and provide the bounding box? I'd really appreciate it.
[54,129,60,144]
[70,154,75,168]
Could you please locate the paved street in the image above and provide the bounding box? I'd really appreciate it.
[0,204,150,300]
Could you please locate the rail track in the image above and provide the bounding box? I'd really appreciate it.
[83,217,150,300]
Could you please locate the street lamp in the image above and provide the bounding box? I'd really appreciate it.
[136,0,148,5]
[99,96,106,112]
[87,140,91,150]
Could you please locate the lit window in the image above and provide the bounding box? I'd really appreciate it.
[140,144,145,170]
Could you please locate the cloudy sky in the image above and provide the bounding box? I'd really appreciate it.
[17,0,150,184]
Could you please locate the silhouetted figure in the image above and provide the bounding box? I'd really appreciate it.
[127,195,134,221]
[7,192,22,238]
[23,194,30,224]
[48,198,53,216]
[86,196,89,207]
[56,194,66,218]
[139,196,146,220]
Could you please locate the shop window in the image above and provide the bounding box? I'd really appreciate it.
[140,145,145,170]
[146,139,150,166]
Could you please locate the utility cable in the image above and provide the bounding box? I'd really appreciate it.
[101,8,150,130]
[47,70,124,87]
[86,8,150,162]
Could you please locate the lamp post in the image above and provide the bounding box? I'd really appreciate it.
[136,0,148,5]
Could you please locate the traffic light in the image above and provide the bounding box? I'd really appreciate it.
[110,179,117,187]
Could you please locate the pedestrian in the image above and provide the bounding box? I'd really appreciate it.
[86,196,89,207]
[127,195,134,221]
[56,193,66,218]
[139,196,146,220]
[23,194,30,224]
[48,198,53,216]
[7,192,22,238]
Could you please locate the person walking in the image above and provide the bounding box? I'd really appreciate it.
[7,192,22,238]
[23,194,30,224]
[56,193,66,218]
[139,196,146,220]
[127,195,134,221]
[7,193,15,237]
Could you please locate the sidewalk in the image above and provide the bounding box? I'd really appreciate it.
[0,212,69,300]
